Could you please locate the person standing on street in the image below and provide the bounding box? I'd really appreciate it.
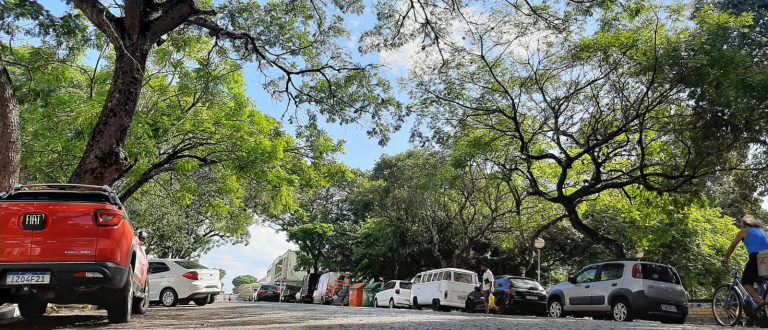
[480,265,494,314]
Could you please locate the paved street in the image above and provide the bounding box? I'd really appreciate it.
[0,301,723,329]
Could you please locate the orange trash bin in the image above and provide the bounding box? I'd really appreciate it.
[349,283,367,307]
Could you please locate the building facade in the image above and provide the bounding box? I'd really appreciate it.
[265,250,305,287]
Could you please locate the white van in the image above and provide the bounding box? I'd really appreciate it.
[410,268,478,310]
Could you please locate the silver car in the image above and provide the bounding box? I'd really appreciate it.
[547,260,687,324]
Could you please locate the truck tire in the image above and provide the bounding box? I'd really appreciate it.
[18,298,47,320]
[132,283,149,315]
[107,267,133,323]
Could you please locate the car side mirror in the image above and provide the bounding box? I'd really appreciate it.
[568,275,576,284]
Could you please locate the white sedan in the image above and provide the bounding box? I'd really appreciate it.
[374,280,412,308]
[148,259,221,307]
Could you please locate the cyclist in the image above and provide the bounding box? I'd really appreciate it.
[723,214,768,308]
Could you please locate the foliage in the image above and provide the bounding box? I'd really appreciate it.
[232,275,258,294]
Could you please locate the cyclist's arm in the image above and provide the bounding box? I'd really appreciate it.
[724,228,748,261]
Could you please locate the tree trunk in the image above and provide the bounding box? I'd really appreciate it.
[0,60,21,192]
[69,49,148,185]
[564,203,626,258]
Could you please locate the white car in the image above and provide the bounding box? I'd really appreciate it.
[547,260,687,323]
[148,259,221,307]
[374,280,412,308]
[410,268,478,311]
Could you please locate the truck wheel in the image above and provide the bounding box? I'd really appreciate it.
[18,298,47,320]
[208,295,216,304]
[160,288,178,307]
[107,267,133,324]
[132,284,149,315]
[194,298,208,306]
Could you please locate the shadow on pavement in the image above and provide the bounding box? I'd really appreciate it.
[0,315,109,329]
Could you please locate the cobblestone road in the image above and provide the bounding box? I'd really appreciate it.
[0,301,725,329]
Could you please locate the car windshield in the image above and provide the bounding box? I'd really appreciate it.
[261,285,277,290]
[453,272,474,284]
[509,278,544,290]
[400,282,412,289]
[174,260,208,270]
[641,264,681,284]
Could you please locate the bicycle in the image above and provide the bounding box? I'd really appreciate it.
[712,265,768,327]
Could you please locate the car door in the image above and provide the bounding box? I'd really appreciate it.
[565,265,598,312]
[590,263,624,311]
[379,281,395,304]
[411,274,423,303]
[148,261,173,301]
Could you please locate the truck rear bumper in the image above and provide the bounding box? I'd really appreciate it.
[0,262,128,290]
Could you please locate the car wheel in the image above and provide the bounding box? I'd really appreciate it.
[389,298,395,309]
[132,283,149,315]
[160,288,178,307]
[611,298,633,322]
[208,295,216,304]
[107,266,133,324]
[194,298,208,307]
[548,298,565,318]
[465,299,474,313]
[412,297,421,310]
[18,298,47,320]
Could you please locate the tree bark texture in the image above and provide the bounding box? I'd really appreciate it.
[0,60,21,192]
[69,49,148,185]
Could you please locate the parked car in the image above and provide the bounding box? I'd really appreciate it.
[256,284,280,302]
[465,276,547,315]
[238,283,261,301]
[547,260,688,324]
[281,285,302,302]
[313,272,349,304]
[374,280,412,308]
[148,259,221,307]
[0,184,149,323]
[300,273,320,303]
[410,268,478,311]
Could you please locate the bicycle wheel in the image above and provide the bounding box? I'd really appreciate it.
[713,285,742,326]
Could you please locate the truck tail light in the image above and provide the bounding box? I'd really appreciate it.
[182,271,199,280]
[632,264,643,279]
[95,210,123,226]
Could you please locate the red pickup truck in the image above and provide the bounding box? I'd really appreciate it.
[0,184,149,323]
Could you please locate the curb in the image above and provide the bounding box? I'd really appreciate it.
[0,304,19,320]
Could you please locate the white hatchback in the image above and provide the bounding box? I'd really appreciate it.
[374,280,412,308]
[148,259,221,307]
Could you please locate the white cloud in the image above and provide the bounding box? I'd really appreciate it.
[199,224,297,293]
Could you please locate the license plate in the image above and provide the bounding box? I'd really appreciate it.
[6,272,51,285]
[526,295,539,300]
[661,304,677,312]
